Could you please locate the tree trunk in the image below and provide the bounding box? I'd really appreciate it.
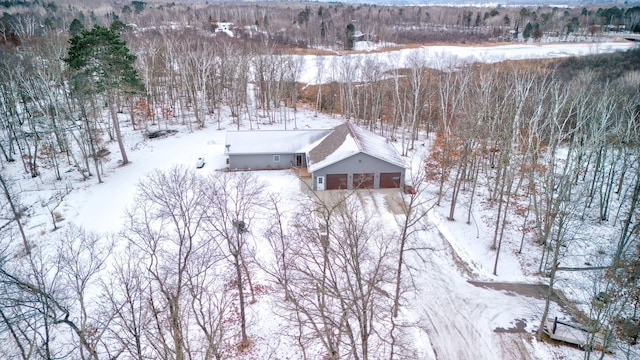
[0,173,30,254]
[233,243,248,344]
[108,90,129,165]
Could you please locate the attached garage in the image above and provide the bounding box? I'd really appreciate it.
[353,173,374,189]
[380,172,402,188]
[306,123,407,191]
[326,174,348,190]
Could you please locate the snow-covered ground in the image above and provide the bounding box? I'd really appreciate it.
[52,114,551,359]
[299,41,636,84]
[37,115,584,360]
[10,41,638,359]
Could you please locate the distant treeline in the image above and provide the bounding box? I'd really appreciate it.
[2,0,35,8]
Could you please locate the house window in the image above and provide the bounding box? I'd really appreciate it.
[273,155,280,162]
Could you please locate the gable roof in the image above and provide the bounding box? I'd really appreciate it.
[307,122,406,173]
[225,129,331,155]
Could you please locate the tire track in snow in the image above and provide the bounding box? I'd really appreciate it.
[411,226,541,360]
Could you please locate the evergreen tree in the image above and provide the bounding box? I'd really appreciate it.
[69,18,84,36]
[110,19,128,33]
[132,1,146,14]
[533,23,543,40]
[345,23,355,50]
[64,24,145,166]
[523,22,533,40]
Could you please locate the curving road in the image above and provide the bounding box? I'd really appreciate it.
[407,225,543,359]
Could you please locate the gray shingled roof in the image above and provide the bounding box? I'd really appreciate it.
[307,122,406,172]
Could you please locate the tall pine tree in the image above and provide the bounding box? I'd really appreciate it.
[64,24,144,165]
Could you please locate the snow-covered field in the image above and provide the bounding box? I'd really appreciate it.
[300,41,636,84]
[9,41,638,359]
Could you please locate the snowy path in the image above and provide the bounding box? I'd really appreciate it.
[409,225,543,359]
[366,191,544,359]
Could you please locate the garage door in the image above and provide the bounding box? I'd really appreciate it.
[326,174,348,190]
[353,173,374,189]
[379,172,401,188]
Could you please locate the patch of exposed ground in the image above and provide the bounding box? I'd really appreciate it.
[469,280,594,341]
[468,281,560,302]
[495,318,528,334]
[383,190,405,215]
[499,334,537,360]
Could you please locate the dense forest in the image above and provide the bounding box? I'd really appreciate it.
[0,1,639,359]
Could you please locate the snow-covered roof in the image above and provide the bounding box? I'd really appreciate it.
[225,129,331,155]
[307,122,406,173]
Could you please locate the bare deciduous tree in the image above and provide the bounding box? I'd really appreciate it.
[0,226,112,360]
[126,166,206,360]
[274,192,396,359]
[201,171,266,347]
